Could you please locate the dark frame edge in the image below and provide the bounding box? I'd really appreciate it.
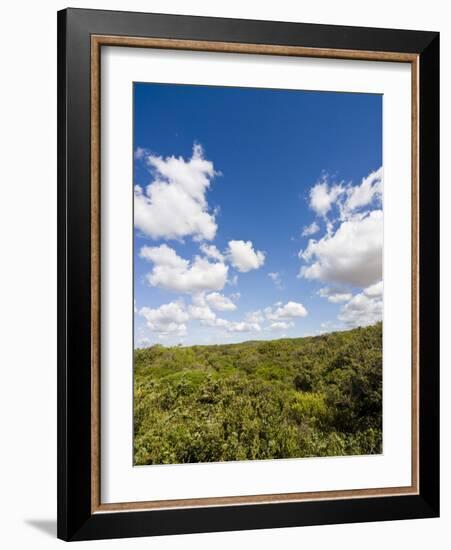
[58,8,95,541]
[68,495,438,542]
[418,32,440,517]
[57,8,68,542]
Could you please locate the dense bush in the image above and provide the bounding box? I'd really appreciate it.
[134,323,382,465]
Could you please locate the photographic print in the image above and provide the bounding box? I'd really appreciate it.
[58,12,439,539]
[133,83,383,466]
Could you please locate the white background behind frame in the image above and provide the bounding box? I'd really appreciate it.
[100,46,412,504]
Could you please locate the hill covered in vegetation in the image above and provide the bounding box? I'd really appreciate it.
[134,322,382,465]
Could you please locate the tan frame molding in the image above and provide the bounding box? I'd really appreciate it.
[90,35,420,514]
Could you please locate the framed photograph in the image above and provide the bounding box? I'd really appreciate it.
[57,8,439,541]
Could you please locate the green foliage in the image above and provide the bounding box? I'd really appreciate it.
[134,323,382,464]
[290,392,328,424]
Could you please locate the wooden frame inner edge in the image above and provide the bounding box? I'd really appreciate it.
[90,35,420,514]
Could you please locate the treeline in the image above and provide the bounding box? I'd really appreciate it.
[134,322,382,465]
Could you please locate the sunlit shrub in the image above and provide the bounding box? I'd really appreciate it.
[133,323,382,465]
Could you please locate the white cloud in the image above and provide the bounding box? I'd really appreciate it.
[205,292,237,311]
[205,317,228,329]
[190,292,208,307]
[226,240,265,272]
[309,178,344,217]
[225,321,261,333]
[265,301,308,321]
[338,280,383,328]
[139,296,308,340]
[134,144,218,241]
[138,292,245,340]
[308,168,382,221]
[245,310,265,324]
[302,221,320,237]
[140,244,228,294]
[139,243,186,268]
[268,271,283,289]
[300,210,382,288]
[188,304,216,322]
[318,287,353,303]
[364,280,383,298]
[199,243,224,262]
[338,292,382,327]
[301,167,383,290]
[343,167,383,214]
[134,146,148,160]
[270,321,294,330]
[139,301,189,337]
[203,316,261,333]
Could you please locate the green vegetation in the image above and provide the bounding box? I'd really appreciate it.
[134,322,382,465]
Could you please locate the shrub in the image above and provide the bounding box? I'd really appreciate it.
[134,323,382,464]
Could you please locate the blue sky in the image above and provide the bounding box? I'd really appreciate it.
[133,83,383,347]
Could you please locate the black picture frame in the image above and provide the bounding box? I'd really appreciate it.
[57,7,439,541]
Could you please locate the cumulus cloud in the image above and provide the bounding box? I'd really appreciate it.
[338,291,382,327]
[194,300,262,334]
[139,294,240,340]
[140,244,228,294]
[202,316,261,333]
[139,296,309,341]
[318,287,353,303]
[134,144,218,241]
[224,321,261,333]
[140,243,186,268]
[268,271,283,289]
[302,221,320,237]
[265,301,308,321]
[337,281,383,328]
[343,167,383,215]
[134,146,148,160]
[199,243,224,262]
[300,209,382,288]
[270,321,294,330]
[300,167,383,293]
[245,310,265,324]
[309,177,344,217]
[205,292,237,311]
[364,280,383,298]
[307,169,382,221]
[226,240,265,272]
[188,303,216,322]
[139,301,189,337]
